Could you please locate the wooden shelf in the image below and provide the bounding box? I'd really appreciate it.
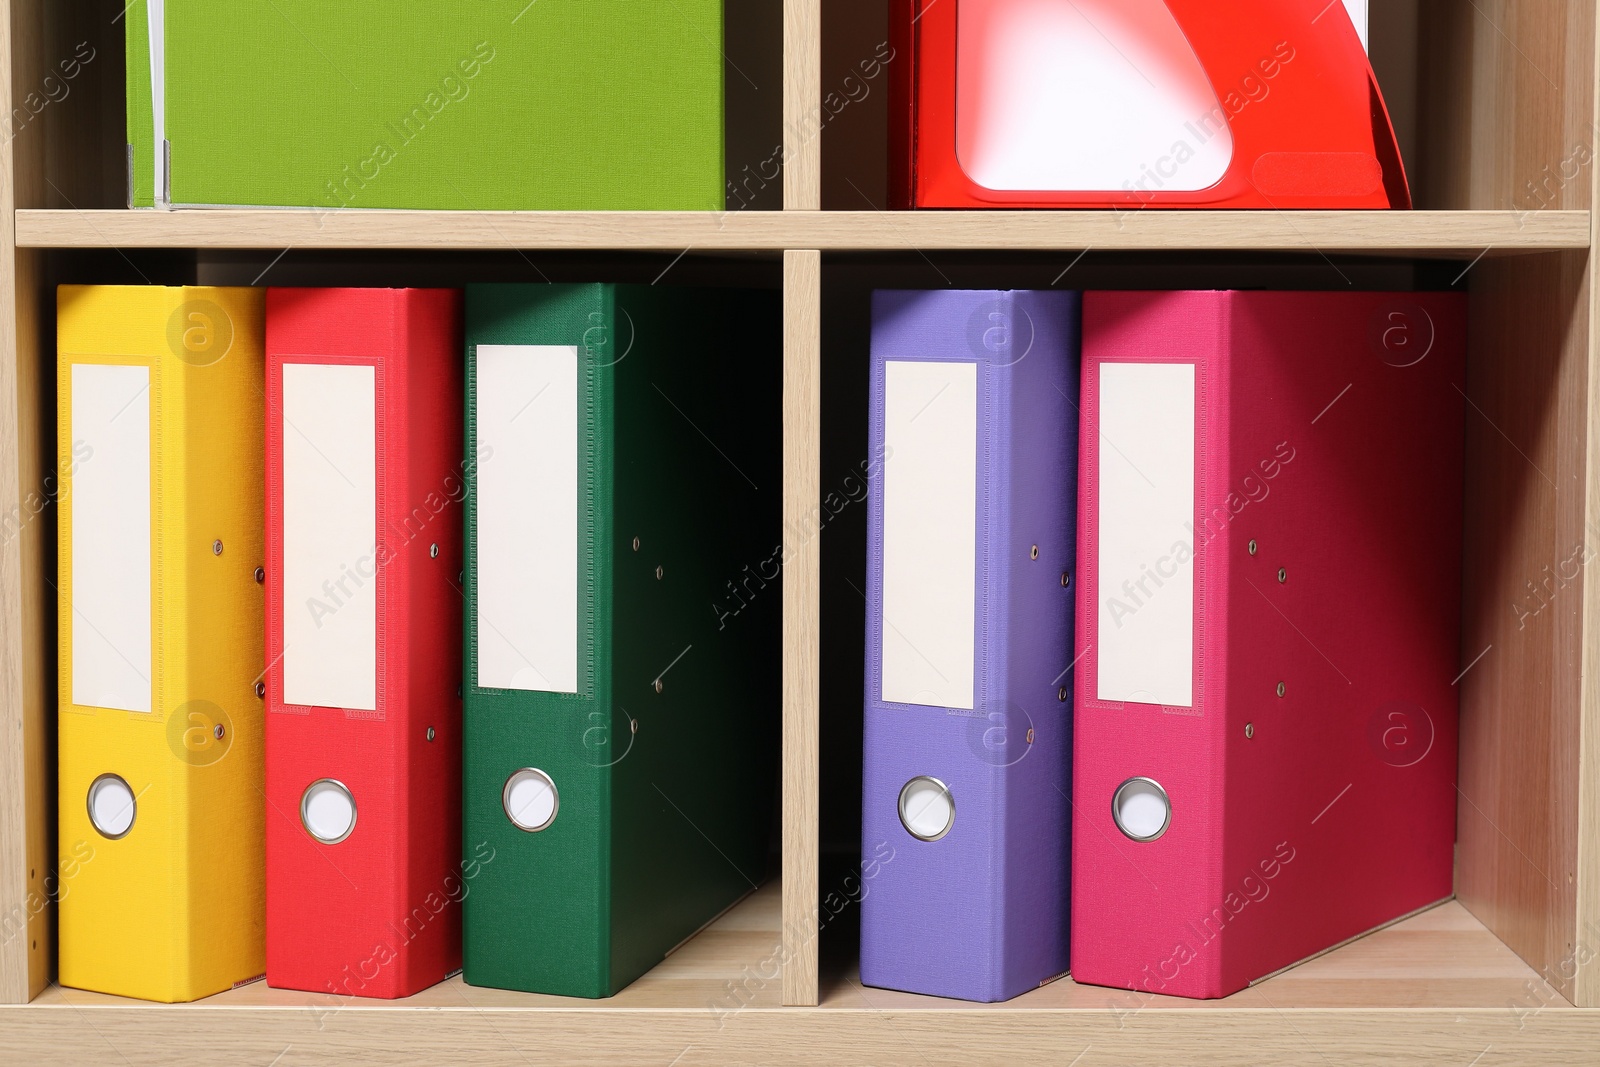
[7,894,1595,1064]
[32,881,785,1014]
[15,208,1590,254]
[5,0,1600,1061]
[822,901,1542,1012]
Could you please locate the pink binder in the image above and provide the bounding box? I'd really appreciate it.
[1072,291,1465,999]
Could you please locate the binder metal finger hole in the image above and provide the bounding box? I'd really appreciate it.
[898,776,955,842]
[300,779,357,844]
[87,773,136,840]
[1112,777,1171,843]
[503,768,559,833]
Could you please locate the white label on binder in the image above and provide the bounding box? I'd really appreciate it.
[956,0,1233,193]
[1097,362,1195,707]
[475,345,579,693]
[283,363,378,712]
[71,363,152,714]
[881,360,977,710]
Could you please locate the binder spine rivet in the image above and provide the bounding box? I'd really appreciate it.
[213,724,224,740]
[254,566,265,583]
[1245,723,1255,739]
[1249,539,1258,556]
[1111,778,1171,842]
[1278,568,1288,583]
[503,769,560,833]
[656,565,665,580]
[1026,728,1035,744]
[212,539,223,556]
[1061,571,1071,588]
[430,543,439,558]
[654,679,665,693]
[87,773,137,840]
[426,727,435,741]
[632,536,641,551]
[1057,687,1068,702]
[255,682,266,699]
[1276,682,1286,697]
[1030,545,1039,560]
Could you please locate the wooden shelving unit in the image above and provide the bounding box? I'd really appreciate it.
[4,0,1600,1063]
[12,208,1592,253]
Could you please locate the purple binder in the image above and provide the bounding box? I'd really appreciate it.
[861,289,1079,1002]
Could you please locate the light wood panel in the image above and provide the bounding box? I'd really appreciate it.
[782,250,821,1006]
[1573,7,1600,1010]
[4,1005,1597,1067]
[34,881,784,1013]
[1451,0,1600,1012]
[1457,249,1590,1005]
[785,0,822,209]
[5,899,1596,1066]
[13,208,1590,253]
[824,902,1544,1011]
[1418,0,1595,211]
[0,0,52,1005]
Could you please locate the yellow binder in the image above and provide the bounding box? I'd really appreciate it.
[57,285,265,1002]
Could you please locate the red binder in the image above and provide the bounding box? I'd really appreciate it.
[1072,291,1463,999]
[264,288,464,999]
[890,0,1408,209]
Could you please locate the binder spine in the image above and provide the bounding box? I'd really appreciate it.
[861,290,1076,1003]
[861,307,995,1000]
[1072,292,1231,999]
[264,288,463,1000]
[58,286,265,1002]
[462,284,616,998]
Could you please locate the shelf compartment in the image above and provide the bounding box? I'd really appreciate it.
[14,209,1590,254]
[812,246,1599,1019]
[29,880,783,1014]
[823,901,1541,1011]
[5,895,1596,1066]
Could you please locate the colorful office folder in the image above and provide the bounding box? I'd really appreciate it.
[461,283,780,998]
[263,288,464,999]
[890,0,1405,209]
[57,285,266,1002]
[860,290,1079,1002]
[125,1,725,210]
[1071,290,1465,999]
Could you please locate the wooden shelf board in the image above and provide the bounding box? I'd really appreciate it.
[9,895,1600,1064]
[13,209,1590,254]
[820,901,1545,1012]
[31,879,784,1013]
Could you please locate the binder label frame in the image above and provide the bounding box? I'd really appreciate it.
[473,344,581,694]
[880,359,978,710]
[69,362,154,714]
[282,361,379,712]
[1096,361,1196,708]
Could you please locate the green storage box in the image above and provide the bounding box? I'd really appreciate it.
[126,1,727,210]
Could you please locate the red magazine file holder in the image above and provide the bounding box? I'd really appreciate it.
[890,0,1410,210]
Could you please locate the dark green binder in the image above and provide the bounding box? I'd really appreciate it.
[462,284,780,997]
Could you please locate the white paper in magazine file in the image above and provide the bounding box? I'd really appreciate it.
[954,0,1369,194]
